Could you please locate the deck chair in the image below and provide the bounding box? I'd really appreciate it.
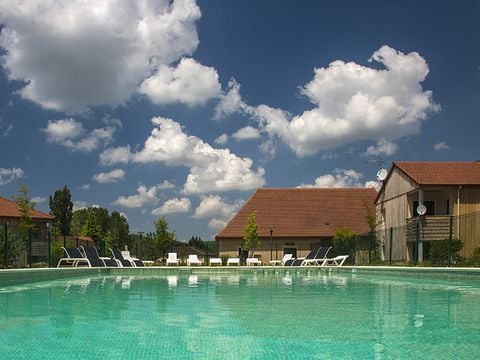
[166,252,179,266]
[290,248,322,266]
[110,248,133,267]
[283,258,296,266]
[121,250,144,267]
[246,258,262,266]
[57,247,90,267]
[301,246,332,266]
[81,246,113,267]
[227,257,240,266]
[187,254,202,266]
[269,254,293,266]
[319,255,349,267]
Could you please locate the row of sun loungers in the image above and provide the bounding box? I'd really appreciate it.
[57,246,145,268]
[270,247,349,267]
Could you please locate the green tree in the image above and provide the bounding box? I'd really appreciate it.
[332,228,356,264]
[71,208,88,236]
[81,208,106,254]
[243,211,259,257]
[188,236,204,249]
[363,199,382,263]
[109,211,129,248]
[13,185,37,242]
[49,185,73,248]
[154,217,176,259]
[12,185,37,266]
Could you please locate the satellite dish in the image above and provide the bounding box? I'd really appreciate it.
[417,204,427,216]
[376,168,388,181]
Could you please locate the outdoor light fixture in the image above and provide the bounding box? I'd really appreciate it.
[269,227,274,261]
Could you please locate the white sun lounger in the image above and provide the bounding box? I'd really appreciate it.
[166,252,179,266]
[246,258,262,266]
[319,255,349,267]
[187,254,203,266]
[209,258,222,266]
[269,254,292,266]
[227,257,240,266]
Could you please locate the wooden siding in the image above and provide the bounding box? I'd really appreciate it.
[382,168,417,202]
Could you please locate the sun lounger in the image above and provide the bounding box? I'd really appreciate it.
[283,258,296,266]
[227,257,240,266]
[166,252,179,266]
[81,246,107,267]
[269,254,293,266]
[57,247,90,267]
[187,254,203,266]
[121,250,144,267]
[209,257,222,266]
[110,248,133,267]
[301,246,332,266]
[319,255,349,267]
[246,258,262,266]
[290,248,322,266]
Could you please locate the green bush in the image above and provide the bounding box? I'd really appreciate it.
[466,247,480,267]
[332,228,356,264]
[428,239,463,266]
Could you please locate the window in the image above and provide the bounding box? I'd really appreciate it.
[284,247,297,258]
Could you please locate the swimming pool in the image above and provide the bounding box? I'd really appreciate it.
[1,268,479,359]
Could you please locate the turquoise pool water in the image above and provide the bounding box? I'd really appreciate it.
[1,270,479,359]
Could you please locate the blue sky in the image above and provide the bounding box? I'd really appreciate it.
[0,0,479,240]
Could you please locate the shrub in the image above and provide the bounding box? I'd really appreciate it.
[466,247,480,267]
[428,239,463,266]
[332,228,356,264]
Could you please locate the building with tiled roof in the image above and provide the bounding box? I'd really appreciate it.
[376,161,480,263]
[216,188,377,263]
[1,196,54,267]
[0,196,54,221]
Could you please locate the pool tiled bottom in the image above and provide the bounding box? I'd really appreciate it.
[0,271,479,359]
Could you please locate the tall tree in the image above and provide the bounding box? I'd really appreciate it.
[13,185,37,241]
[13,185,37,266]
[243,211,259,257]
[49,185,73,248]
[71,208,88,236]
[155,217,175,259]
[109,211,129,248]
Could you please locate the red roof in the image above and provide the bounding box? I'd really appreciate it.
[394,161,480,185]
[0,196,54,221]
[216,188,377,239]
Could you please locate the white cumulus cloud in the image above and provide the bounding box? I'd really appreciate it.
[193,195,244,230]
[152,197,191,215]
[364,138,399,157]
[113,185,159,208]
[93,169,125,183]
[31,196,46,204]
[434,141,449,151]
[214,133,228,145]
[214,78,246,120]
[100,117,265,194]
[0,0,201,112]
[247,46,439,157]
[298,168,379,189]
[0,167,24,185]
[232,126,261,140]
[139,57,221,106]
[44,118,119,152]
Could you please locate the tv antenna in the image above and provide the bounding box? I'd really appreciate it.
[365,157,384,168]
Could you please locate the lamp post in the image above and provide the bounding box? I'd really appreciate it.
[269,227,273,262]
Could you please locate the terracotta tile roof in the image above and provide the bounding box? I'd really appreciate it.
[0,196,54,221]
[216,188,377,239]
[394,161,480,185]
